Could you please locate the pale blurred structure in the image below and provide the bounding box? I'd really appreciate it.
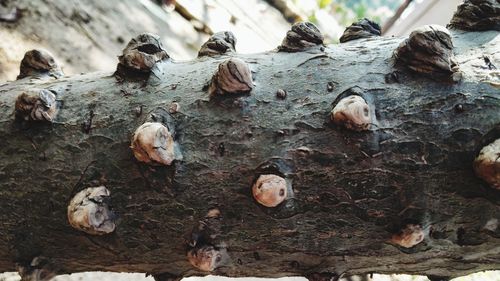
[176,0,290,54]
[384,0,463,36]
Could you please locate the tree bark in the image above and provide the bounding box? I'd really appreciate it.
[0,27,499,280]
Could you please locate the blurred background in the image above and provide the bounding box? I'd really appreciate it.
[0,0,463,81]
[0,0,498,280]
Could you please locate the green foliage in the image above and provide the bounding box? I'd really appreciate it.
[354,2,368,19]
[308,12,318,24]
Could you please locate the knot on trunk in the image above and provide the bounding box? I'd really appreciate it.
[339,18,381,43]
[474,138,500,189]
[131,122,181,166]
[331,95,372,131]
[67,186,116,235]
[187,245,228,272]
[448,0,500,31]
[252,174,288,207]
[393,25,461,82]
[330,87,374,131]
[116,33,169,77]
[17,49,63,80]
[186,209,229,272]
[198,31,236,57]
[208,58,253,96]
[279,22,324,52]
[391,224,425,248]
[17,257,57,281]
[15,89,58,122]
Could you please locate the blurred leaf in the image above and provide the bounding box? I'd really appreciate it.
[355,3,367,19]
[318,0,332,9]
[308,12,317,24]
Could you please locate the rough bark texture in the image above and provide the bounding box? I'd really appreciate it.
[0,29,499,280]
[0,0,211,81]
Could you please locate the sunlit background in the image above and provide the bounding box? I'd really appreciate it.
[0,0,466,82]
[273,0,463,38]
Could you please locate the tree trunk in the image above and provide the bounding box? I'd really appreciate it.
[0,25,499,280]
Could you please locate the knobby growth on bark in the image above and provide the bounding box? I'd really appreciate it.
[0,1,499,281]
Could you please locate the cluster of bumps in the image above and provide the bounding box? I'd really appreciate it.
[11,0,499,278]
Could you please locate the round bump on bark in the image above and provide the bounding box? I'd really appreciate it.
[306,272,345,281]
[278,22,324,52]
[187,245,226,272]
[393,25,460,81]
[169,102,180,114]
[17,257,57,281]
[473,138,500,189]
[15,89,58,122]
[252,174,288,207]
[17,49,63,80]
[198,31,236,57]
[150,272,182,281]
[208,58,254,96]
[131,122,177,166]
[67,186,116,235]
[206,208,221,219]
[385,71,400,84]
[134,106,143,117]
[427,276,450,281]
[454,104,464,113]
[448,0,500,31]
[339,18,381,43]
[331,95,371,131]
[391,224,425,248]
[276,89,287,99]
[187,208,222,248]
[327,82,335,92]
[117,33,169,73]
[483,218,498,232]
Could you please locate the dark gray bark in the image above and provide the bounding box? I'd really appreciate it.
[0,27,499,280]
